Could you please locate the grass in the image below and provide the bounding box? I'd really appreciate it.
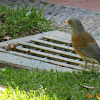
[0,85,57,100]
[0,4,53,40]
[0,67,100,100]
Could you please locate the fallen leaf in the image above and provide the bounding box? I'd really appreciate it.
[80,83,94,89]
[5,43,11,51]
[12,44,17,50]
[3,36,11,41]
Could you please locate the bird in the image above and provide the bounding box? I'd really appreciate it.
[65,18,100,70]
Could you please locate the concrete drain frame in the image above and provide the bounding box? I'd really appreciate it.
[0,31,100,72]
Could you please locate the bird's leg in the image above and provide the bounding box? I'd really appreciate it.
[83,58,87,70]
[79,58,87,70]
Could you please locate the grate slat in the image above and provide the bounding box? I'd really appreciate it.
[30,39,74,51]
[42,36,71,44]
[16,46,84,65]
[18,42,82,59]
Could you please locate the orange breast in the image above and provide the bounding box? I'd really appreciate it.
[72,32,96,48]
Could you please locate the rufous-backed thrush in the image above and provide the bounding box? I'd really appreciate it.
[65,18,100,70]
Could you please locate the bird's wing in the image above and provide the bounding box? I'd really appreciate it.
[73,43,100,62]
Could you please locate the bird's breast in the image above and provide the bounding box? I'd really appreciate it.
[72,32,96,48]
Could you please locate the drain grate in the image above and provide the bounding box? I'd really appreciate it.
[0,31,100,72]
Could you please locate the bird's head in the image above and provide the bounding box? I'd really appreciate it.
[65,18,85,35]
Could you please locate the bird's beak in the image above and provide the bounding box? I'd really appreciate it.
[65,21,68,24]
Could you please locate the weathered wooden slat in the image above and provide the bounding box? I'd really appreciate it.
[16,46,84,66]
[30,39,74,51]
[18,42,82,59]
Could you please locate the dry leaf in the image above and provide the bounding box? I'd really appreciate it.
[12,44,17,50]
[3,36,11,41]
[5,43,11,51]
[80,83,94,89]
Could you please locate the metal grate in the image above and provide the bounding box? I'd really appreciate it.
[0,31,100,71]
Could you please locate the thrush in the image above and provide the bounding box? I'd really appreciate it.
[65,18,100,70]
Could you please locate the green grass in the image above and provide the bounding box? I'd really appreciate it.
[0,67,100,100]
[0,85,57,100]
[0,4,53,39]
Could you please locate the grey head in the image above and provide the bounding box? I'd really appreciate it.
[67,18,85,34]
